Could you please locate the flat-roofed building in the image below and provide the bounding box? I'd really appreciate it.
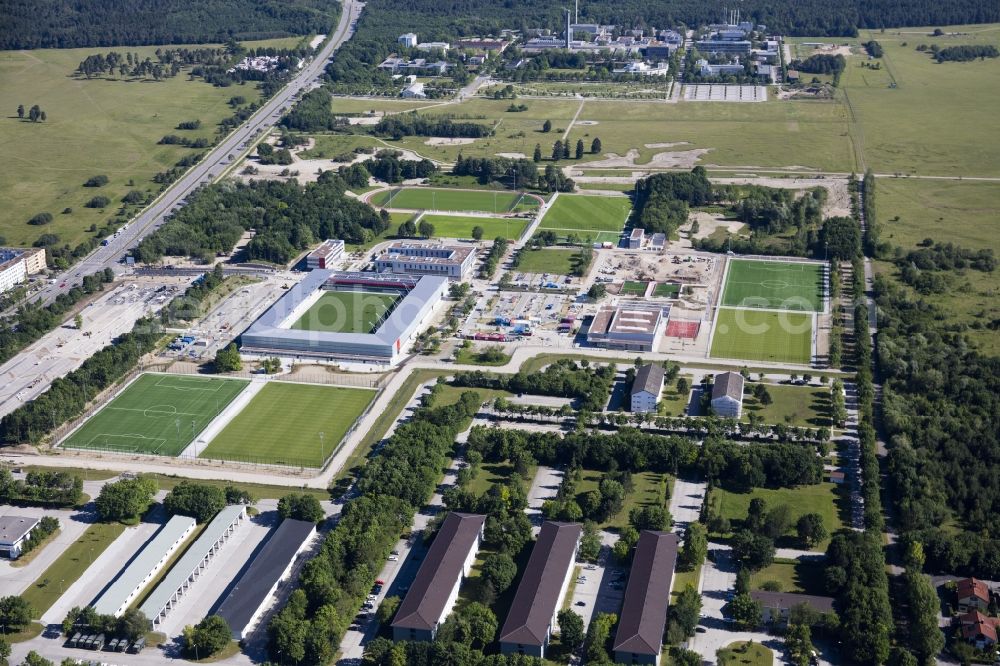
[695,39,751,55]
[631,364,665,413]
[139,505,246,627]
[306,239,344,270]
[0,248,46,294]
[374,242,476,280]
[0,515,40,560]
[613,531,678,665]
[628,228,645,249]
[710,371,744,418]
[392,513,486,642]
[93,515,196,617]
[499,521,582,658]
[587,304,665,352]
[216,518,316,639]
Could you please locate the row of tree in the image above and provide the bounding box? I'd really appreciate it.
[0,469,82,507]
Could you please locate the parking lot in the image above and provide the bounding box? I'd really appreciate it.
[682,84,768,102]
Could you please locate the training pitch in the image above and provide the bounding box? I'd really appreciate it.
[370,188,539,213]
[420,214,529,240]
[722,259,825,312]
[539,194,632,234]
[621,280,649,295]
[198,382,376,467]
[710,309,813,365]
[61,374,249,456]
[290,290,399,334]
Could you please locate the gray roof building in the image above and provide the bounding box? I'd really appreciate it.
[613,532,678,663]
[0,516,39,546]
[216,518,316,639]
[711,371,744,401]
[631,364,666,398]
[392,513,486,640]
[750,590,836,615]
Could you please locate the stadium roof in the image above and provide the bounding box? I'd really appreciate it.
[215,517,315,636]
[241,270,447,350]
[499,521,581,647]
[139,505,245,621]
[392,513,486,631]
[612,531,678,656]
[93,515,196,616]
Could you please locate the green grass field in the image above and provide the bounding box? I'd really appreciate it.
[711,483,844,550]
[515,247,578,275]
[370,187,539,213]
[711,309,813,365]
[200,382,375,467]
[538,194,632,233]
[420,214,528,240]
[653,282,681,298]
[750,558,828,595]
[621,280,649,295]
[575,469,669,531]
[717,642,774,666]
[290,290,398,333]
[742,384,831,428]
[0,40,295,245]
[722,259,825,312]
[62,374,248,456]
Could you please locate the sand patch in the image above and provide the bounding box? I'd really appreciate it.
[496,152,527,159]
[685,212,747,240]
[425,137,476,146]
[576,120,599,126]
[645,142,689,149]
[347,116,380,125]
[710,176,852,219]
[581,147,710,170]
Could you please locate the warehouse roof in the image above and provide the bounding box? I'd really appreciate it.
[613,531,678,656]
[93,515,196,615]
[499,521,582,646]
[215,518,315,635]
[392,513,486,631]
[139,505,245,620]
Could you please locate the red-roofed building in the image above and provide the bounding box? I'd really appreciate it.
[957,578,992,613]
[958,610,998,649]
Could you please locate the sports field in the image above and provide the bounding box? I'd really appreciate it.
[621,280,649,296]
[710,309,813,365]
[653,282,681,298]
[290,290,398,333]
[722,259,825,312]
[370,188,539,213]
[515,248,578,275]
[62,374,249,456]
[539,194,632,234]
[420,214,529,240]
[199,383,375,467]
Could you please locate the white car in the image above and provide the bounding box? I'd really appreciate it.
[388,555,398,561]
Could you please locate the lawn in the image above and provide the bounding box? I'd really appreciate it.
[710,309,813,365]
[575,469,669,531]
[722,259,826,312]
[658,375,692,417]
[710,483,844,550]
[61,374,249,456]
[742,383,831,428]
[454,347,513,367]
[717,641,774,666]
[290,290,399,333]
[621,280,650,296]
[465,460,534,497]
[20,521,126,617]
[515,247,578,275]
[0,41,284,245]
[147,474,331,501]
[370,187,539,213]
[750,558,828,595]
[538,193,632,234]
[199,382,376,467]
[420,214,528,240]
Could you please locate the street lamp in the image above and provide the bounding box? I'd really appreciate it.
[319,431,325,462]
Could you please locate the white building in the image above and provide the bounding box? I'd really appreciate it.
[0,248,46,294]
[631,364,666,413]
[306,239,345,270]
[374,242,476,280]
[398,33,418,48]
[710,371,744,418]
[0,516,40,559]
[402,82,427,98]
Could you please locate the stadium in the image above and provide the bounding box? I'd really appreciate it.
[240,270,447,364]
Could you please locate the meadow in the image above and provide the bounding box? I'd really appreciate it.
[290,290,399,334]
[514,247,578,275]
[419,214,528,240]
[722,259,826,312]
[61,374,248,456]
[710,482,844,550]
[200,382,375,467]
[538,193,632,233]
[710,309,814,365]
[370,187,538,213]
[0,39,292,246]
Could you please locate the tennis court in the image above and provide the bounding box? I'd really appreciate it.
[722,259,826,312]
[62,374,249,456]
[710,309,813,364]
[370,188,539,213]
[290,290,399,334]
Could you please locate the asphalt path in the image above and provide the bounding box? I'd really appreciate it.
[23,0,363,308]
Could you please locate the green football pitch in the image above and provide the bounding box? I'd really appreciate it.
[538,194,632,234]
[291,290,399,333]
[420,214,529,240]
[710,308,814,365]
[370,188,539,213]
[721,259,826,312]
[62,374,249,456]
[653,282,680,298]
[199,383,376,467]
[621,280,649,295]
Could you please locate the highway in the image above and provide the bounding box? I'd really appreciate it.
[26,0,362,307]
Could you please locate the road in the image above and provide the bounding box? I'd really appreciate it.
[24,0,363,309]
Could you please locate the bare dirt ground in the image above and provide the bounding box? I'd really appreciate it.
[496,152,527,159]
[235,138,425,185]
[581,147,710,170]
[686,212,747,240]
[425,137,476,146]
[710,176,852,218]
[347,116,380,125]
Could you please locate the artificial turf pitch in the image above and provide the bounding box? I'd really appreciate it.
[62,374,249,456]
[420,214,529,240]
[371,188,538,213]
[710,308,813,365]
[722,259,825,312]
[621,280,649,295]
[291,290,398,333]
[538,194,633,234]
[198,383,376,467]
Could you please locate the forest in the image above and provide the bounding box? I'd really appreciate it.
[632,168,713,236]
[1,0,337,49]
[451,359,615,412]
